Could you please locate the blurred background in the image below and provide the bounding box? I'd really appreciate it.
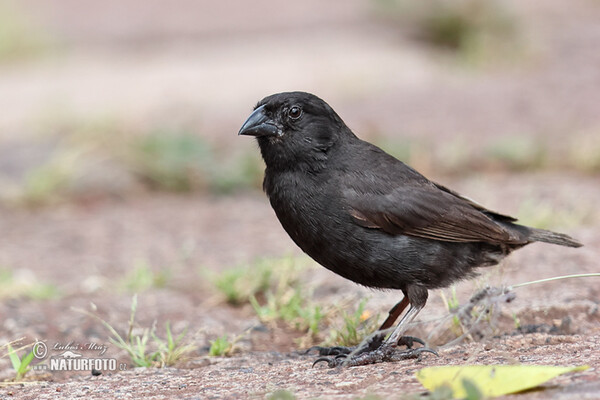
[1,0,599,381]
[1,0,599,205]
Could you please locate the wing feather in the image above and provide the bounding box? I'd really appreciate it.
[345,178,525,245]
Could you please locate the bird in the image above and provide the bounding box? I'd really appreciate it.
[238,91,582,367]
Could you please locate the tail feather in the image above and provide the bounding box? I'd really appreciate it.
[527,228,582,248]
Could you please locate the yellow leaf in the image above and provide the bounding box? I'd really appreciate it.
[416,364,589,398]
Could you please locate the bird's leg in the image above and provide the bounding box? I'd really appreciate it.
[380,296,410,330]
[385,300,425,347]
[376,296,425,349]
[313,286,437,368]
[307,296,410,357]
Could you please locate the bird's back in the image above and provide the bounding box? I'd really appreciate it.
[263,137,579,290]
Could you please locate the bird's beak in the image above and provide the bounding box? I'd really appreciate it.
[238,105,280,137]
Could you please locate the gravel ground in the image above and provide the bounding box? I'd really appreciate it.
[1,0,599,398]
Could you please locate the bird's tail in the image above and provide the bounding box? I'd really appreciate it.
[527,228,582,248]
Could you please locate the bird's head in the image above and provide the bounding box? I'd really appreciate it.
[238,92,351,171]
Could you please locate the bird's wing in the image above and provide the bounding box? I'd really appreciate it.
[432,182,517,222]
[343,174,524,244]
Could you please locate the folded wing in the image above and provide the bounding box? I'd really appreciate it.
[344,175,526,245]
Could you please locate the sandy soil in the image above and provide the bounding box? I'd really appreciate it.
[1,172,599,399]
[1,0,600,398]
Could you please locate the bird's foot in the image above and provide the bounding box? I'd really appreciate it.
[305,345,354,356]
[312,342,437,368]
[306,335,425,357]
[395,335,426,349]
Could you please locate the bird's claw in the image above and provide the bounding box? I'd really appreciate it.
[306,335,423,358]
[389,346,438,361]
[305,345,354,356]
[311,354,347,368]
[396,335,426,349]
[311,343,438,368]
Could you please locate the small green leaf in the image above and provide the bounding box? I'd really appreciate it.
[461,378,483,400]
[18,350,35,375]
[7,344,21,371]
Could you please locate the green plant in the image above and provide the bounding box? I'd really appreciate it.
[207,150,263,194]
[420,384,460,400]
[208,335,233,357]
[211,263,272,306]
[125,130,264,194]
[250,286,324,338]
[243,257,322,340]
[15,145,91,207]
[461,378,484,400]
[0,268,60,300]
[373,0,520,63]
[151,322,195,366]
[75,295,195,367]
[104,295,157,367]
[325,298,380,347]
[209,255,311,306]
[484,136,547,171]
[208,328,251,357]
[129,131,212,191]
[440,286,464,336]
[512,312,521,330]
[6,343,35,381]
[120,260,171,292]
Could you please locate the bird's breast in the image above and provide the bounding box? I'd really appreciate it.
[264,171,345,250]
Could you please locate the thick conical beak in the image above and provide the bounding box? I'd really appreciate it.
[238,105,280,137]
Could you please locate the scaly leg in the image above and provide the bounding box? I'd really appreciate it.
[309,295,424,356]
[313,286,437,367]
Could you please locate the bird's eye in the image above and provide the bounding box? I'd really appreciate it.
[288,106,302,121]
